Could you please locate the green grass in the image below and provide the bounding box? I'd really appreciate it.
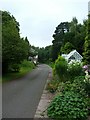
[2,67,33,82]
[2,60,35,82]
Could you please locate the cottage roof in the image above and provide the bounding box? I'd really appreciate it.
[67,50,83,59]
[62,50,83,61]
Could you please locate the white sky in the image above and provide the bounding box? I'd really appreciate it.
[0,0,89,47]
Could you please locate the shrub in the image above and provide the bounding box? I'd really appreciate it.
[48,62,55,68]
[20,60,35,69]
[84,74,90,97]
[82,65,90,97]
[8,60,35,73]
[72,76,86,95]
[46,79,59,93]
[67,62,84,82]
[8,63,20,72]
[84,81,90,97]
[54,56,68,82]
[83,64,90,75]
[47,91,89,120]
[57,76,86,96]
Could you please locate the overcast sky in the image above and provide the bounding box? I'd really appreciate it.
[0,0,89,47]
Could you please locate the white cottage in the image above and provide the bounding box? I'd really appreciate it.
[28,55,38,64]
[62,50,83,64]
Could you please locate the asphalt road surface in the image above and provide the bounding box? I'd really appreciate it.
[2,64,51,118]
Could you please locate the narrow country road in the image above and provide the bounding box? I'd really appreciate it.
[2,64,51,118]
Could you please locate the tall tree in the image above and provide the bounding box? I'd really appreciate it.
[69,18,86,54]
[51,17,86,61]
[2,11,20,72]
[60,42,74,54]
[38,45,52,63]
[52,22,70,61]
[2,11,30,73]
[83,15,90,64]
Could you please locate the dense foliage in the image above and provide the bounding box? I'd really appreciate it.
[54,56,68,82]
[20,60,35,69]
[2,11,30,73]
[47,91,89,120]
[57,76,86,95]
[37,19,85,62]
[38,45,52,63]
[52,17,86,61]
[83,15,90,64]
[60,42,74,54]
[67,62,84,81]
[47,58,90,119]
[2,60,35,82]
[47,74,90,119]
[54,55,84,82]
[46,79,59,93]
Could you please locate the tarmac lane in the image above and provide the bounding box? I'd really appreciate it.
[2,64,51,118]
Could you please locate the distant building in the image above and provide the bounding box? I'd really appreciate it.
[62,50,83,64]
[33,55,38,64]
[28,55,38,65]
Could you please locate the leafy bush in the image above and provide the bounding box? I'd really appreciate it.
[8,60,35,73]
[54,56,68,82]
[8,63,20,72]
[47,91,89,120]
[20,60,35,69]
[2,60,35,82]
[67,62,84,82]
[71,76,86,95]
[82,65,90,97]
[83,65,90,74]
[84,81,90,97]
[46,79,59,93]
[50,62,55,68]
[84,74,90,97]
[57,76,86,96]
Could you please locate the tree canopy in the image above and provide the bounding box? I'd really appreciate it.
[83,15,90,64]
[2,11,30,73]
[2,10,89,72]
[51,17,86,61]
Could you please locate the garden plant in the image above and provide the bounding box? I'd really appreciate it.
[47,56,90,120]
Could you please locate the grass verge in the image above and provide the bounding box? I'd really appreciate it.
[2,60,35,82]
